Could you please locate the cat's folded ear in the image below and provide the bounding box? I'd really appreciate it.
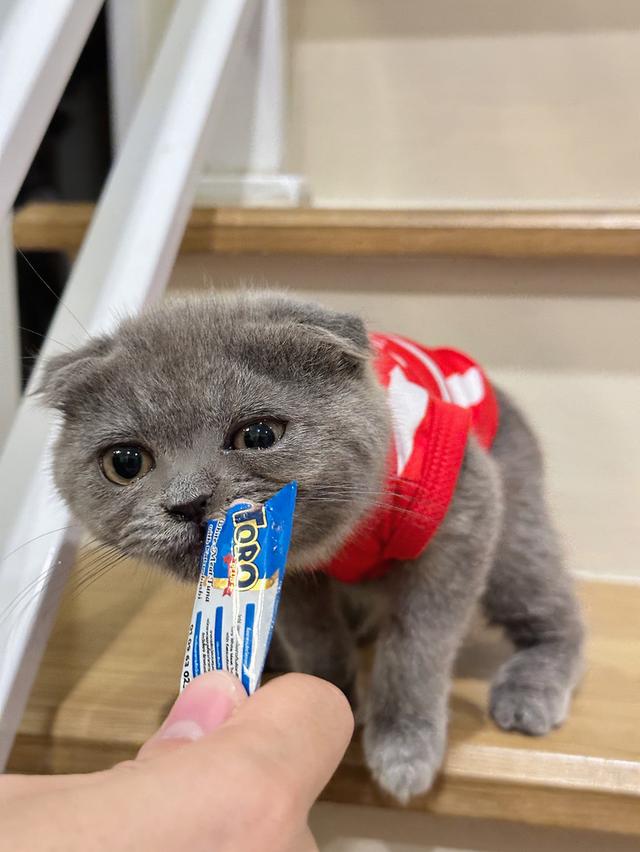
[294,305,370,356]
[260,317,371,379]
[35,336,114,414]
[259,297,371,375]
[296,322,370,375]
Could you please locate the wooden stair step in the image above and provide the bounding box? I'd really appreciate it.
[13,202,640,258]
[7,559,640,836]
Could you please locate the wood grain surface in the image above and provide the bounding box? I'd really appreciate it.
[7,559,640,835]
[13,202,640,258]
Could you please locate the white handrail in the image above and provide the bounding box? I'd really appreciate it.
[0,0,103,219]
[0,0,259,769]
[0,217,19,446]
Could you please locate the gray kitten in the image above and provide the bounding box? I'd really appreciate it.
[39,290,584,802]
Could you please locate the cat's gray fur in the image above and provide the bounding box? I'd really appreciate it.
[40,290,584,802]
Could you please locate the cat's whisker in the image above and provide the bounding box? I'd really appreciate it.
[305,482,447,514]
[17,249,89,338]
[18,326,75,353]
[65,552,128,605]
[128,559,156,594]
[0,538,107,626]
[303,495,443,525]
[0,524,83,568]
[304,482,439,502]
[32,552,129,627]
[0,554,73,624]
[40,548,124,613]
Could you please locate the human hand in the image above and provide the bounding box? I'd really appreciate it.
[0,672,353,852]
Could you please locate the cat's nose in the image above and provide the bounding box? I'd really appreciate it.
[166,494,211,524]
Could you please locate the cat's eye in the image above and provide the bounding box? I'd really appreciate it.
[100,445,154,485]
[230,420,285,451]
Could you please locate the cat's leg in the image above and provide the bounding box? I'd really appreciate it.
[275,570,359,708]
[264,629,292,674]
[485,389,584,735]
[364,441,502,802]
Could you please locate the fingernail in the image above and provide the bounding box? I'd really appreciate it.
[159,671,245,740]
[140,672,245,755]
[159,718,206,742]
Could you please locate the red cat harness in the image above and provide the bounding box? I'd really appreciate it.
[323,333,499,583]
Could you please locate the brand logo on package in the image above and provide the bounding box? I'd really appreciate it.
[213,505,278,595]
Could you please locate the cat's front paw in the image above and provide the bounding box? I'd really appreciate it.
[363,714,446,804]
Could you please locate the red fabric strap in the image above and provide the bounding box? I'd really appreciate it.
[322,333,498,583]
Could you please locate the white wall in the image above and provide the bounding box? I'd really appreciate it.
[119,1,640,208]
[288,0,640,208]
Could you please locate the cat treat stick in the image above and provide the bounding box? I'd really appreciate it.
[180,482,297,694]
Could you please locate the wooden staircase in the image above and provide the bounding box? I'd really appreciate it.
[8,200,640,838]
[7,559,640,837]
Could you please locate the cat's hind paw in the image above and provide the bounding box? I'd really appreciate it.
[490,663,571,736]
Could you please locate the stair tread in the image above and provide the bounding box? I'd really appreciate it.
[13,202,640,258]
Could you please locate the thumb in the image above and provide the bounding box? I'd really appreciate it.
[138,671,247,759]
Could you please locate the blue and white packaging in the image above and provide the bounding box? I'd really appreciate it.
[180,482,297,694]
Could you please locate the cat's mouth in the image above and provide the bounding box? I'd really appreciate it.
[168,521,207,560]
[187,522,208,556]
[160,497,274,580]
